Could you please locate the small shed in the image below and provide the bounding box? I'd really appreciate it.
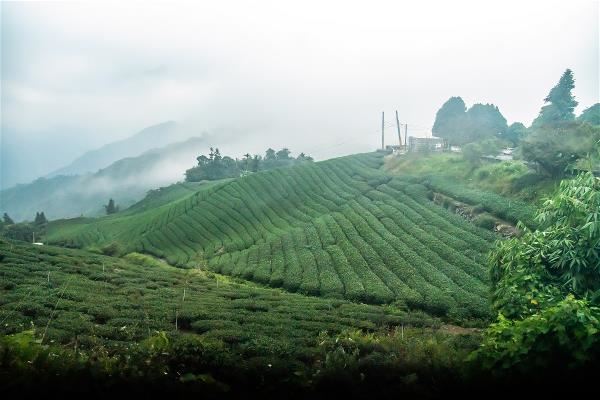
[408,136,447,152]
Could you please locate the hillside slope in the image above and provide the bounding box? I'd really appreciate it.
[47,152,496,317]
[1,137,208,221]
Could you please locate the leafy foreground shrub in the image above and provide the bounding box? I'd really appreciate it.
[0,330,234,396]
[490,171,600,316]
[469,295,600,372]
[100,242,124,257]
[313,328,480,397]
[471,172,600,379]
[123,252,166,269]
[473,214,496,230]
[0,327,481,397]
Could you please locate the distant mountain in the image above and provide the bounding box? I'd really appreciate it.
[0,128,93,190]
[0,137,208,222]
[48,121,187,177]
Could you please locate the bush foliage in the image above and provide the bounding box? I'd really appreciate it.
[472,172,600,373]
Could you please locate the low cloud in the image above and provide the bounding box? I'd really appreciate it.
[2,0,598,186]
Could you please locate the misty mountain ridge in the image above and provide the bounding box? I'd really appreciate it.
[47,121,189,177]
[0,136,209,222]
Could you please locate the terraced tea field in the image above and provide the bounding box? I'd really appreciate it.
[47,153,497,317]
[0,240,433,348]
[0,239,479,396]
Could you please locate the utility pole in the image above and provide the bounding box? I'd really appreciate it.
[381,111,385,150]
[395,110,402,147]
[404,124,408,151]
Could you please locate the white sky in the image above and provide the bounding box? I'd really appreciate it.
[1,0,599,183]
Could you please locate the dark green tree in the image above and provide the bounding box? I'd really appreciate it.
[34,212,48,225]
[276,148,291,160]
[3,223,34,242]
[212,148,222,162]
[578,103,600,126]
[532,69,578,127]
[250,155,261,172]
[104,199,119,215]
[3,213,14,225]
[185,149,240,181]
[521,122,599,177]
[433,97,508,145]
[466,103,507,140]
[220,156,239,178]
[261,148,279,170]
[196,154,210,166]
[503,122,528,145]
[264,148,276,161]
[461,138,502,167]
[186,148,313,181]
[297,152,314,162]
[240,153,252,171]
[432,96,467,145]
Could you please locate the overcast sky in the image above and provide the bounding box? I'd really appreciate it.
[1,0,599,186]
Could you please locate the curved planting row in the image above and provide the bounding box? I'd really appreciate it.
[413,174,537,227]
[47,152,496,316]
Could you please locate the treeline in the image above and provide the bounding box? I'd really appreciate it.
[519,69,600,177]
[185,147,314,182]
[433,99,510,146]
[433,69,600,177]
[0,211,48,242]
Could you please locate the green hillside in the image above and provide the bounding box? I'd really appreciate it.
[47,152,497,317]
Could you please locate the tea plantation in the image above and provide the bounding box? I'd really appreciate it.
[47,153,498,317]
[2,239,490,395]
[0,240,437,349]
